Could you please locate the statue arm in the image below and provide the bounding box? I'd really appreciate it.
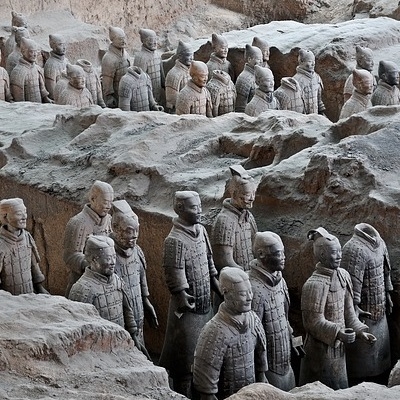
[3,70,13,102]
[175,92,191,115]
[206,89,213,118]
[317,74,326,113]
[212,244,243,271]
[10,70,24,102]
[254,313,269,375]
[344,279,368,334]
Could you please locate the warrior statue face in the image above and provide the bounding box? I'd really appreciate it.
[299,52,315,73]
[261,241,285,272]
[358,54,374,72]
[50,36,66,56]
[315,238,342,270]
[247,53,262,68]
[143,34,157,51]
[112,32,127,49]
[231,181,256,210]
[21,41,38,63]
[91,246,116,277]
[191,63,209,88]
[90,187,113,217]
[113,215,139,249]
[179,195,202,225]
[5,202,27,231]
[68,67,86,90]
[215,43,228,59]
[257,69,274,93]
[180,50,193,67]
[225,277,253,315]
[384,66,400,86]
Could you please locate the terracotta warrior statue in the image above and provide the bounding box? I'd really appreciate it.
[252,36,270,68]
[165,40,193,113]
[44,34,69,100]
[159,191,222,398]
[339,68,373,120]
[10,38,52,103]
[206,33,234,82]
[57,64,94,107]
[235,44,263,112]
[134,28,164,105]
[292,49,325,115]
[63,180,114,296]
[299,227,376,390]
[0,198,48,295]
[176,60,213,117]
[68,235,148,357]
[101,26,130,108]
[193,267,268,399]
[245,66,280,117]
[0,66,13,102]
[341,223,392,383]
[110,200,158,344]
[76,59,106,108]
[249,231,301,391]
[343,45,376,103]
[206,69,236,116]
[274,77,304,113]
[5,26,30,76]
[118,65,163,112]
[371,60,400,106]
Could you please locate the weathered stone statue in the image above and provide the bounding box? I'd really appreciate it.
[245,66,280,117]
[252,36,270,69]
[249,231,298,391]
[118,66,163,112]
[193,267,267,399]
[101,26,130,108]
[134,28,164,105]
[343,45,376,103]
[63,180,113,296]
[235,44,262,112]
[159,191,221,397]
[68,235,148,357]
[206,33,234,82]
[5,27,30,76]
[292,49,325,115]
[44,34,69,100]
[0,198,48,295]
[10,38,52,103]
[206,69,236,116]
[53,72,69,104]
[274,77,304,113]
[57,64,94,107]
[0,66,13,102]
[339,68,373,120]
[299,227,376,390]
[176,60,212,117]
[341,223,392,383]
[371,60,400,106]
[165,40,193,112]
[76,59,106,108]
[109,200,158,344]
[211,165,257,273]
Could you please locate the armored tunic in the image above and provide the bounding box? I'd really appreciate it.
[344,69,377,100]
[206,70,236,116]
[249,261,295,391]
[76,59,106,107]
[299,264,368,389]
[371,79,400,106]
[211,198,257,272]
[165,60,190,110]
[57,84,94,108]
[159,218,217,378]
[245,88,280,117]
[63,204,112,296]
[274,77,304,113]
[10,58,49,102]
[44,51,69,99]
[292,66,325,114]
[235,64,256,112]
[133,46,164,104]
[0,67,12,102]
[193,303,268,399]
[2,33,16,68]
[339,90,372,119]
[0,226,45,295]
[6,48,22,76]
[341,224,392,378]
[206,53,235,82]
[176,79,212,116]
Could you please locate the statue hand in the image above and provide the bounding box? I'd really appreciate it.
[386,292,393,315]
[43,96,54,104]
[210,275,223,299]
[131,333,151,360]
[358,331,377,344]
[34,283,49,294]
[143,297,159,329]
[337,328,356,344]
[175,290,195,313]
[355,304,372,320]
[152,104,164,112]
[105,95,116,108]
[255,371,267,383]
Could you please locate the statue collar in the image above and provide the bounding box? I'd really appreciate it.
[173,217,201,238]
[218,302,250,334]
[127,65,143,78]
[280,77,300,91]
[50,51,65,61]
[83,204,108,225]
[86,266,114,284]
[354,223,380,250]
[377,79,397,91]
[187,79,204,93]
[209,52,227,64]
[296,66,315,78]
[250,259,282,286]
[254,88,274,102]
[175,60,189,70]
[141,45,155,54]
[352,90,371,107]
[244,63,255,74]
[315,263,347,290]
[0,225,25,243]
[110,234,135,258]
[223,198,251,223]
[19,57,35,68]
[109,44,126,57]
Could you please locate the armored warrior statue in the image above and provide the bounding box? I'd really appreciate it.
[10,38,52,103]
[63,180,114,296]
[165,40,193,112]
[110,200,158,344]
[249,231,300,391]
[76,59,106,108]
[235,44,262,112]
[0,66,13,102]
[159,191,222,398]
[299,227,376,390]
[101,26,130,108]
[44,34,69,100]
[206,33,234,82]
[245,66,280,117]
[274,77,304,113]
[206,69,236,116]
[0,198,48,295]
[193,267,268,399]
[176,60,213,117]
[134,29,164,105]
[339,68,373,120]
[68,235,148,357]
[252,36,270,69]
[341,223,392,382]
[343,45,377,103]
[6,27,30,76]
[118,65,163,111]
[53,72,69,104]
[371,60,400,106]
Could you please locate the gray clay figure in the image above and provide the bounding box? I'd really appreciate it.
[193,267,268,399]
[6,26,30,76]
[252,36,270,69]
[76,59,106,108]
[371,60,400,106]
[206,69,236,116]
[206,33,234,82]
[0,198,48,295]
[0,66,12,102]
[274,77,304,113]
[299,227,376,389]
